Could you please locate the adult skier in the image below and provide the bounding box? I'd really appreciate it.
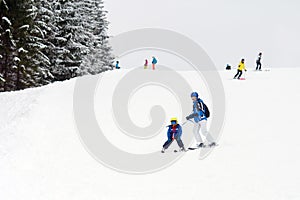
[186,92,216,148]
[151,56,157,70]
[144,59,148,69]
[161,118,186,153]
[256,52,262,71]
[234,58,247,79]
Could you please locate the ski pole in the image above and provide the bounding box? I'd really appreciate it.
[181,119,193,126]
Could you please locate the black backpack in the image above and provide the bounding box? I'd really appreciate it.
[198,99,210,118]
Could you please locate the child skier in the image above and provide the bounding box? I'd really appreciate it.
[115,61,120,69]
[144,59,148,69]
[186,92,216,148]
[226,64,231,70]
[151,56,157,70]
[256,52,262,71]
[161,118,186,153]
[234,58,247,79]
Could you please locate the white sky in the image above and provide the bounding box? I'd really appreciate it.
[104,0,300,69]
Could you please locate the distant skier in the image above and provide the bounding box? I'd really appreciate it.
[115,61,120,69]
[186,92,216,148]
[151,56,157,70]
[144,59,148,69]
[234,58,247,79]
[226,64,231,70]
[256,52,262,71]
[161,117,186,153]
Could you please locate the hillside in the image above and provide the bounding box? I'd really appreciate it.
[0,68,300,200]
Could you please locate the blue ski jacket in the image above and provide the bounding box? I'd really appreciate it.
[167,124,182,141]
[152,57,157,64]
[192,98,207,123]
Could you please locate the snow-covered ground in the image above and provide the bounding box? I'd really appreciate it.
[0,68,300,200]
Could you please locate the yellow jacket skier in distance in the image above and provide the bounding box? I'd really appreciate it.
[234,58,247,79]
[238,60,246,71]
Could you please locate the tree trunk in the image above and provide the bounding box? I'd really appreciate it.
[16,65,20,90]
[3,52,8,91]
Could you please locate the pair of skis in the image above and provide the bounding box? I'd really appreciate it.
[173,143,218,153]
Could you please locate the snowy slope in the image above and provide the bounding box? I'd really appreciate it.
[0,68,300,200]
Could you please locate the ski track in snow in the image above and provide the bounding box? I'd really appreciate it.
[0,68,300,200]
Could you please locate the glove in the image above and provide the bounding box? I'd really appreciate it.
[186,113,198,120]
[186,115,191,120]
[245,69,247,72]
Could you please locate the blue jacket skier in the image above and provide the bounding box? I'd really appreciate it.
[151,56,157,70]
[186,92,216,148]
[115,61,120,69]
[161,118,186,153]
[191,98,207,123]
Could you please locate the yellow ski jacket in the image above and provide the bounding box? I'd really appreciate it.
[238,62,246,71]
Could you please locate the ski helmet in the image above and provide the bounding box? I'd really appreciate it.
[170,117,178,124]
[191,92,199,98]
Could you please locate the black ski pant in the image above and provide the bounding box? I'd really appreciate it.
[256,61,262,70]
[234,69,243,79]
[163,135,184,149]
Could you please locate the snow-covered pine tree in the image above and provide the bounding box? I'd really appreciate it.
[45,0,84,81]
[31,0,55,84]
[43,0,113,80]
[34,0,74,82]
[13,0,51,90]
[0,0,17,91]
[0,0,50,91]
[1,0,114,91]
[76,0,114,74]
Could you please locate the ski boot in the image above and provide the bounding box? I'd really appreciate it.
[180,147,186,152]
[197,143,206,148]
[208,142,217,147]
